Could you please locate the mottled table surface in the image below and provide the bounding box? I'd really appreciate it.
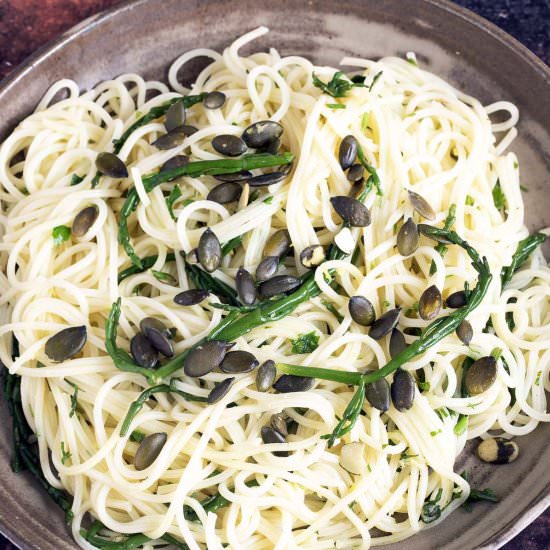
[0,0,548,548]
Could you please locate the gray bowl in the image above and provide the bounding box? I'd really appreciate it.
[0,1,548,548]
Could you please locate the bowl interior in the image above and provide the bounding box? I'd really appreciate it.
[0,1,549,548]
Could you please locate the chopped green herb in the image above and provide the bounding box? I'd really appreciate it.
[291,331,320,354]
[430,204,456,275]
[351,75,366,84]
[249,190,260,203]
[430,429,442,437]
[367,464,372,472]
[520,184,528,192]
[67,381,79,418]
[166,185,182,220]
[492,179,506,212]
[326,103,346,109]
[406,54,418,66]
[465,195,475,206]
[70,174,85,186]
[130,430,145,443]
[535,370,542,386]
[418,381,430,392]
[421,488,443,523]
[383,300,391,308]
[182,198,194,207]
[60,442,71,465]
[221,235,243,256]
[52,225,71,246]
[436,407,449,419]
[454,414,468,435]
[361,112,370,132]
[369,71,383,92]
[321,299,344,322]
[151,270,177,285]
[263,195,274,204]
[313,71,365,98]
[513,161,518,169]
[400,448,419,460]
[490,347,503,361]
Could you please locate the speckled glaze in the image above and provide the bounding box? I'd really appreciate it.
[0,1,548,549]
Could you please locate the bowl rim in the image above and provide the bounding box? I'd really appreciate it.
[0,0,548,548]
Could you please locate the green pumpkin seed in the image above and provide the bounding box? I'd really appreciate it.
[160,155,189,174]
[389,328,407,359]
[236,267,257,305]
[164,100,186,131]
[72,206,98,238]
[477,437,519,464]
[349,296,376,326]
[446,290,467,309]
[300,245,325,269]
[264,229,291,258]
[198,228,222,272]
[130,332,159,369]
[456,319,473,345]
[203,91,226,110]
[142,326,174,358]
[45,326,87,362]
[271,413,288,436]
[261,426,288,456]
[396,218,419,256]
[365,378,390,412]
[95,152,128,178]
[183,340,233,378]
[212,135,247,157]
[369,308,400,340]
[256,360,276,391]
[220,350,259,374]
[418,285,442,321]
[408,190,436,220]
[134,432,167,470]
[152,127,188,150]
[256,256,279,282]
[347,164,364,182]
[258,275,301,298]
[273,374,315,393]
[465,356,497,395]
[173,288,209,306]
[242,121,284,148]
[330,196,371,227]
[339,135,358,171]
[391,369,415,411]
[207,182,242,204]
[140,317,172,339]
[214,170,252,182]
[207,377,235,404]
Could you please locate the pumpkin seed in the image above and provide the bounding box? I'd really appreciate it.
[465,356,497,395]
[260,426,288,456]
[160,154,189,174]
[242,120,284,148]
[214,170,252,182]
[456,319,473,345]
[446,290,467,309]
[389,328,407,359]
[164,100,186,131]
[264,229,291,258]
[212,135,247,157]
[330,196,371,227]
[173,288,209,306]
[207,377,235,404]
[236,267,256,305]
[260,137,280,155]
[477,437,519,464]
[198,228,222,272]
[45,326,87,362]
[130,332,158,369]
[349,296,376,326]
[142,326,174,358]
[347,164,364,182]
[134,432,167,471]
[220,350,259,374]
[207,182,242,204]
[72,206,98,237]
[338,135,358,171]
[418,285,442,321]
[183,340,233,378]
[273,374,315,393]
[256,256,279,282]
[396,218,419,256]
[152,127,188,150]
[339,442,366,475]
[256,360,276,391]
[348,179,365,199]
[140,317,172,339]
[203,91,226,109]
[247,171,287,187]
[95,152,128,178]
[391,369,415,411]
[369,308,401,340]
[300,245,325,269]
[365,378,391,412]
[271,413,288,436]
[258,275,301,298]
[408,190,436,220]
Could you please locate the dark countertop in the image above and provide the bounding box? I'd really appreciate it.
[0,1,548,549]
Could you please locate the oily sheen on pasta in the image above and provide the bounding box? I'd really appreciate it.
[0,26,549,550]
